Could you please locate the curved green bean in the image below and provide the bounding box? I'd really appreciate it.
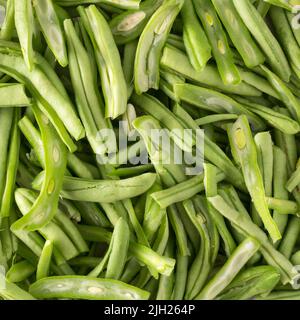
[36,240,53,280]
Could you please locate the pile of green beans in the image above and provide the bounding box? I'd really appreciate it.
[2,0,300,301]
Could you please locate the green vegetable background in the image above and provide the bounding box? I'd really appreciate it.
[1,0,300,300]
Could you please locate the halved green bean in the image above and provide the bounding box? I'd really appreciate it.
[110,0,163,45]
[229,115,281,242]
[14,0,34,70]
[36,240,53,280]
[212,0,264,68]
[34,0,68,67]
[208,195,297,284]
[79,5,127,119]
[134,0,183,94]
[181,0,211,71]
[12,105,67,231]
[33,171,156,203]
[160,45,261,96]
[233,0,291,81]
[193,0,240,85]
[29,276,150,300]
[196,237,261,300]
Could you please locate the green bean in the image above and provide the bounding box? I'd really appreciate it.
[229,115,281,242]
[14,188,79,261]
[270,6,300,73]
[58,199,81,222]
[110,0,163,45]
[271,147,289,243]
[172,103,246,191]
[122,40,138,97]
[0,108,13,207]
[212,0,264,68]
[0,45,84,146]
[34,0,68,67]
[143,177,166,241]
[69,257,101,268]
[29,275,150,300]
[64,18,112,155]
[238,68,280,99]
[174,83,266,132]
[193,0,240,85]
[156,237,175,300]
[78,225,176,276]
[278,216,300,259]
[257,291,300,300]
[14,0,34,70]
[33,171,156,203]
[0,84,31,107]
[208,195,297,284]
[56,0,141,9]
[160,45,261,96]
[12,105,67,231]
[79,5,127,119]
[217,265,280,300]
[256,1,271,17]
[181,0,211,71]
[265,197,299,215]
[36,240,53,280]
[168,204,190,257]
[6,260,36,283]
[183,197,212,299]
[171,254,188,300]
[196,114,238,126]
[263,0,296,10]
[0,277,36,300]
[131,92,195,152]
[0,109,20,219]
[196,237,261,300]
[235,98,300,135]
[134,0,183,94]
[0,0,14,40]
[106,218,130,280]
[235,0,291,81]
[151,171,225,209]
